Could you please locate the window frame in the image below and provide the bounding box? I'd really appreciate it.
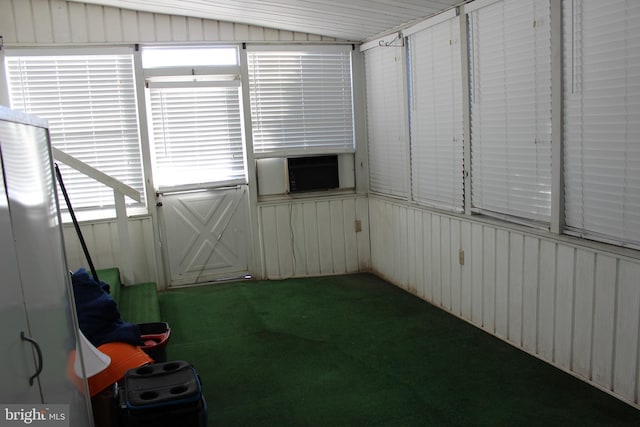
[141,45,248,193]
[561,0,640,249]
[466,0,553,226]
[406,13,465,213]
[246,44,356,159]
[362,44,410,199]
[4,46,146,221]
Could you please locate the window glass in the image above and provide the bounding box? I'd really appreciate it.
[563,0,640,247]
[142,46,238,68]
[468,0,552,223]
[5,52,144,215]
[408,17,464,212]
[247,47,355,157]
[148,85,245,188]
[364,46,409,198]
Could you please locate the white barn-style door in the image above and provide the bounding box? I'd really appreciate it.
[160,186,250,287]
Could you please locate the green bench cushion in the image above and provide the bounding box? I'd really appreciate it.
[97,267,121,303]
[96,268,160,325]
[117,282,161,325]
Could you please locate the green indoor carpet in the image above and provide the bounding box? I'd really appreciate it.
[157,273,640,426]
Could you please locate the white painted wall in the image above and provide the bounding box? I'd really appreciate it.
[3,0,640,413]
[0,0,335,45]
[0,0,346,286]
[258,195,370,279]
[62,216,156,284]
[61,194,372,285]
[369,195,640,409]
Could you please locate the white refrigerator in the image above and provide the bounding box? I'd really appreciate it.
[0,106,93,426]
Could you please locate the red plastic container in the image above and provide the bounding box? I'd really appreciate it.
[138,322,171,363]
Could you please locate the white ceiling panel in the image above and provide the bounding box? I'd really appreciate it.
[68,0,465,41]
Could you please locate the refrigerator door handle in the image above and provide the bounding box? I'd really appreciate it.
[21,331,43,386]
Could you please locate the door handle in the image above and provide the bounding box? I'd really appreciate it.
[21,331,43,386]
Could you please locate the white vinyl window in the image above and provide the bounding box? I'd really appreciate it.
[247,46,355,157]
[142,46,238,68]
[563,0,640,247]
[364,46,409,198]
[468,0,552,223]
[143,46,246,190]
[148,85,245,188]
[4,51,144,215]
[408,15,464,212]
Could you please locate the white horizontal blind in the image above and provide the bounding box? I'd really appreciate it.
[5,54,143,211]
[563,0,640,247]
[409,17,464,212]
[364,47,409,198]
[148,86,245,188]
[469,0,552,223]
[247,48,354,156]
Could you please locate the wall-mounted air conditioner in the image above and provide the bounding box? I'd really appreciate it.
[287,155,339,193]
[256,154,355,196]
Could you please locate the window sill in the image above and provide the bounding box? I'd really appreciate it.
[59,206,149,225]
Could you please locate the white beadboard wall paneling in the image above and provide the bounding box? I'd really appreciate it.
[406,208,418,295]
[137,10,154,42]
[86,3,106,42]
[355,197,370,273]
[482,226,496,333]
[522,236,540,354]
[471,223,484,327]
[33,0,55,43]
[554,245,575,369]
[440,217,452,311]
[0,0,17,43]
[54,0,462,42]
[68,1,89,42]
[572,249,596,379]
[431,214,442,306]
[449,218,461,316]
[592,254,616,390]
[395,203,410,289]
[11,0,34,43]
[50,0,72,42]
[101,6,119,40]
[508,232,524,347]
[368,195,640,408]
[316,201,333,275]
[0,0,339,46]
[258,196,369,280]
[301,202,321,276]
[614,261,640,403]
[460,220,472,320]
[494,228,509,340]
[537,238,557,362]
[421,210,433,302]
[62,216,156,284]
[170,14,188,41]
[278,203,296,277]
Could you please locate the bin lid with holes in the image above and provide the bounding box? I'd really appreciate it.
[124,360,202,409]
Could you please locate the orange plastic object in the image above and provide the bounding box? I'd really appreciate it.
[68,342,154,397]
[89,343,153,396]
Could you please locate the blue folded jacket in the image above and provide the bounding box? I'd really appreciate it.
[71,267,141,347]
